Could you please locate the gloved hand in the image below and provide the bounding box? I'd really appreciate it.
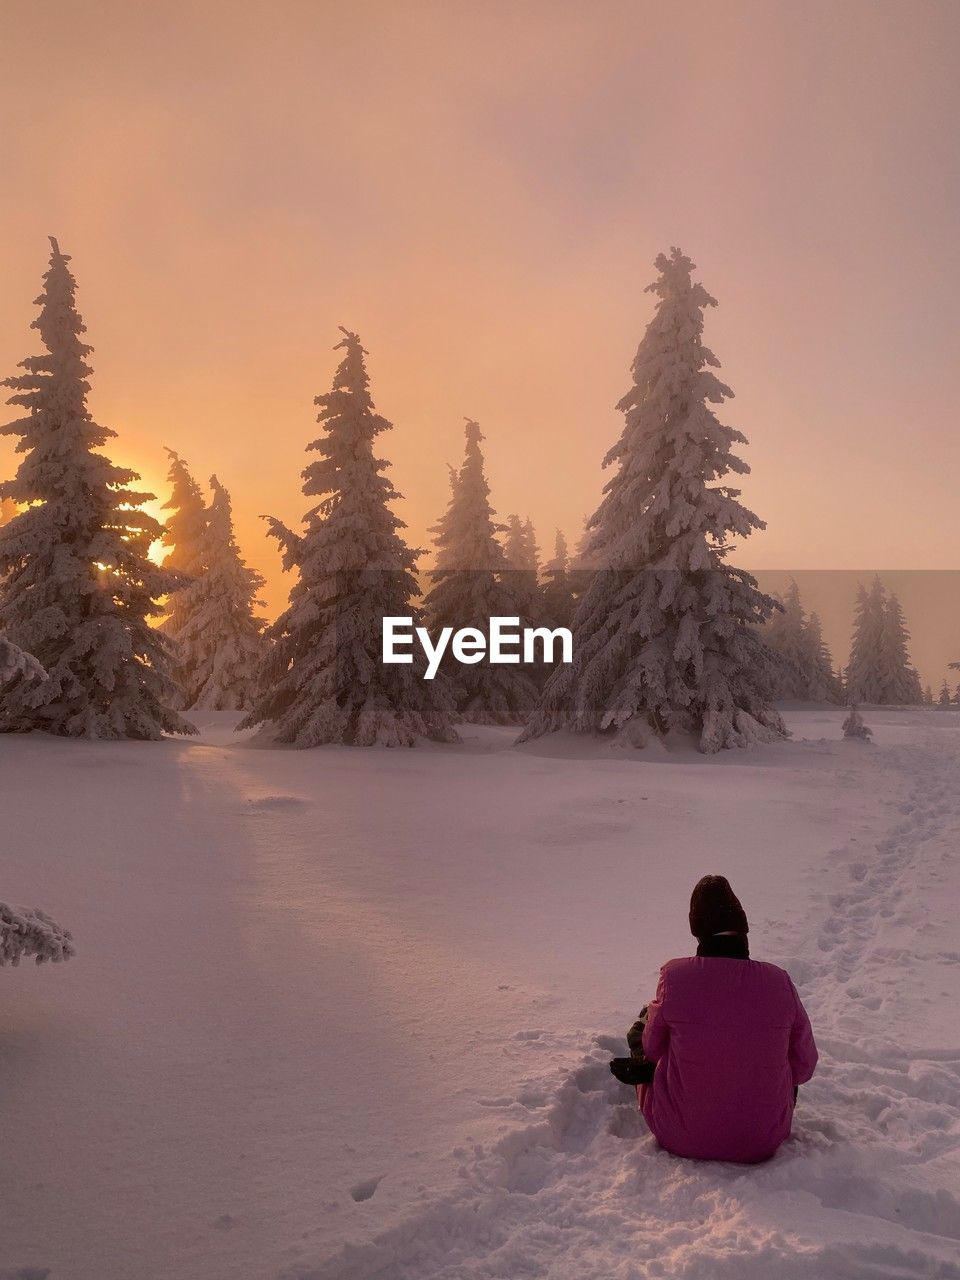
[609,1056,655,1086]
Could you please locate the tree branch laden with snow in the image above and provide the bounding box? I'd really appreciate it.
[0,902,75,966]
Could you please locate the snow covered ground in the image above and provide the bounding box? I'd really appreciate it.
[1,707,959,1279]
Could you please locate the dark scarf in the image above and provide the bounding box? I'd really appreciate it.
[696,933,749,959]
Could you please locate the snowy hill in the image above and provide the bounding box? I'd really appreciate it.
[1,707,959,1278]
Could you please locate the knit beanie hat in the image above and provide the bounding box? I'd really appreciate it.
[689,875,749,939]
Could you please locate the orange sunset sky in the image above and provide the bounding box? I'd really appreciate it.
[2,1,959,645]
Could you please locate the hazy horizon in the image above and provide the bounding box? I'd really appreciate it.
[2,0,958,678]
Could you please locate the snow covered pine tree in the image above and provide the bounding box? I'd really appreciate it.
[503,513,541,625]
[879,592,923,705]
[540,529,577,630]
[846,578,923,705]
[763,580,810,699]
[159,448,208,657]
[169,476,266,710]
[521,248,785,752]
[805,611,842,703]
[845,580,887,704]
[239,329,456,746]
[0,239,194,739]
[764,581,841,702]
[422,420,538,723]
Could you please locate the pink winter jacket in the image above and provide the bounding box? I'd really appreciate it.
[641,955,818,1163]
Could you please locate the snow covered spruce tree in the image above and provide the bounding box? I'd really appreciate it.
[422,420,538,722]
[937,680,953,708]
[159,448,207,646]
[504,514,526,569]
[846,579,922,705]
[805,612,842,702]
[541,529,576,629]
[239,330,456,746]
[879,592,923,705]
[764,582,840,701]
[763,580,810,699]
[169,476,266,710]
[521,248,785,752]
[845,579,887,704]
[503,513,541,623]
[0,239,194,739]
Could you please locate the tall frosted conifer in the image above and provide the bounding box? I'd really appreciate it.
[804,611,842,703]
[845,579,887,704]
[240,330,456,746]
[764,581,809,699]
[0,239,193,739]
[171,476,266,710]
[846,579,922,704]
[423,421,538,723]
[879,592,923,704]
[504,513,540,622]
[504,514,526,569]
[522,249,784,752]
[541,529,576,629]
[764,582,840,702]
[160,448,207,644]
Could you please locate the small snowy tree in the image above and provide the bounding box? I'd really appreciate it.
[423,421,538,723]
[842,703,872,741]
[159,448,208,644]
[521,248,785,752]
[845,579,887,704]
[879,592,923,704]
[937,680,952,708]
[239,330,456,746]
[1,901,74,966]
[171,476,266,710]
[0,239,194,739]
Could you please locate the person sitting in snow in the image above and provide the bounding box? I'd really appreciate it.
[611,875,817,1163]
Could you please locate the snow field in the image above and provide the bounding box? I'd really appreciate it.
[0,706,958,1278]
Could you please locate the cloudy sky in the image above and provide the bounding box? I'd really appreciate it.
[2,0,959,624]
